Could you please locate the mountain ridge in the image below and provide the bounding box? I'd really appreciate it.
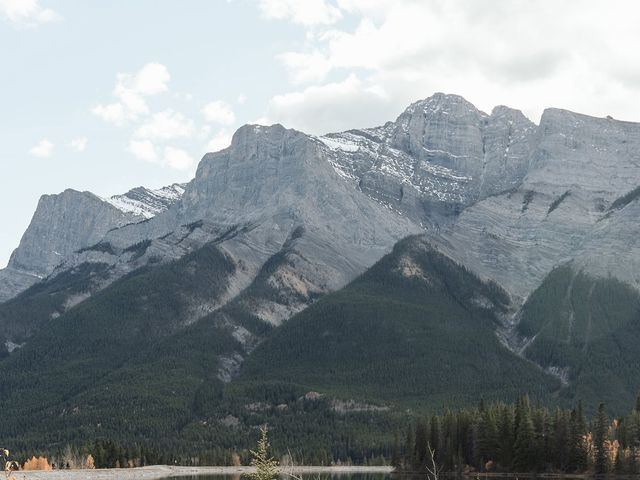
[2,94,640,453]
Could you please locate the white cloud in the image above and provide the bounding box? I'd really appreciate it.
[278,50,332,84]
[29,138,54,158]
[92,63,170,125]
[128,140,194,170]
[134,109,195,141]
[0,0,61,27]
[129,62,170,96]
[68,137,88,152]
[207,129,233,152]
[92,103,126,126]
[162,146,194,170]
[237,94,247,105]
[264,0,640,127]
[258,0,341,26]
[128,139,158,163]
[266,74,392,134]
[202,100,236,125]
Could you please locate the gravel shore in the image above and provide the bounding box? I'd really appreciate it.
[11,465,394,479]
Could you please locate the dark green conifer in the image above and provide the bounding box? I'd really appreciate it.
[594,402,609,475]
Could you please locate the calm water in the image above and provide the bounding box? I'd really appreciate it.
[161,474,604,480]
[163,474,391,480]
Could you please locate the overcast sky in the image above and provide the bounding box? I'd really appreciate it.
[2,0,640,268]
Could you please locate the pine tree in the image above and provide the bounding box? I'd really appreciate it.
[248,426,280,480]
[614,447,626,474]
[477,408,499,467]
[628,447,638,475]
[403,426,414,470]
[414,422,428,469]
[513,403,535,472]
[552,408,570,470]
[568,406,588,472]
[594,403,609,475]
[390,433,401,469]
[498,404,514,469]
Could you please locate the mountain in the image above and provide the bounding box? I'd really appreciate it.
[2,93,640,457]
[0,235,558,455]
[0,184,186,303]
[434,108,640,299]
[320,93,536,225]
[236,236,560,407]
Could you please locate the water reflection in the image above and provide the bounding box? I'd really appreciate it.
[164,474,390,480]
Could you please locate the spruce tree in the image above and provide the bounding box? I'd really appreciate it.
[568,406,588,472]
[498,404,514,469]
[594,403,609,475]
[248,426,280,480]
[614,447,626,474]
[552,408,570,471]
[513,404,535,472]
[477,408,499,467]
[404,427,415,470]
[390,433,402,469]
[414,422,428,469]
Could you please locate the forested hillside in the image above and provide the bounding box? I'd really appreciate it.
[517,264,640,411]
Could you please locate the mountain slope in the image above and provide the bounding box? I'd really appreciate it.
[514,264,640,412]
[0,240,246,447]
[0,234,559,454]
[236,236,560,407]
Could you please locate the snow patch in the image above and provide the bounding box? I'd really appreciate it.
[318,136,360,152]
[104,183,186,218]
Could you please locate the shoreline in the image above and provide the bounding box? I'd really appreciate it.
[10,465,394,479]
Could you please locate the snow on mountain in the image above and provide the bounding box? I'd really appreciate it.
[105,183,186,218]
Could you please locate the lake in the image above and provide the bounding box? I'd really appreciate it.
[162,474,392,480]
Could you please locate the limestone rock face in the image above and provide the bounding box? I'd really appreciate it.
[434,108,640,299]
[0,190,135,302]
[0,184,186,303]
[479,105,537,198]
[91,124,422,320]
[391,93,488,186]
[320,94,536,228]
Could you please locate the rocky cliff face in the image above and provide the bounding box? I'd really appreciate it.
[0,190,134,302]
[0,184,186,303]
[62,124,421,326]
[434,107,640,299]
[320,93,536,227]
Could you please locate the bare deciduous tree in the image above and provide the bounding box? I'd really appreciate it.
[426,442,442,480]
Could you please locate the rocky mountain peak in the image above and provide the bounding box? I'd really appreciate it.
[390,93,488,189]
[490,105,532,123]
[403,92,485,117]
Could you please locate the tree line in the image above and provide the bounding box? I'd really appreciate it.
[394,395,640,474]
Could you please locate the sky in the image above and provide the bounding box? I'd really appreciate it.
[2,0,640,268]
